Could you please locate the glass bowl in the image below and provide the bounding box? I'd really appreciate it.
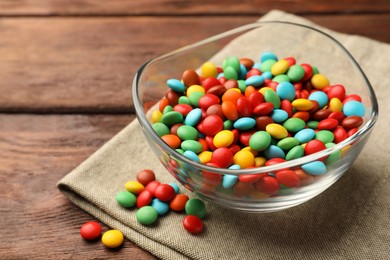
[132,21,378,212]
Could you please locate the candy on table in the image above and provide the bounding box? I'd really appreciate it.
[115,169,206,234]
[101,230,124,248]
[151,51,366,196]
[80,221,102,241]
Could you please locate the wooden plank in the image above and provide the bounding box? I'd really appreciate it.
[0,14,389,113]
[0,114,155,259]
[0,0,389,16]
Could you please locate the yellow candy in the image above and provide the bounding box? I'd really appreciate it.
[341,145,352,156]
[233,150,255,169]
[201,62,218,78]
[292,98,313,111]
[230,88,241,94]
[198,151,212,164]
[186,85,205,97]
[254,157,267,167]
[242,146,258,157]
[124,181,144,195]
[271,60,289,76]
[151,110,162,123]
[311,74,330,90]
[259,87,275,96]
[329,97,343,112]
[213,130,234,148]
[266,123,288,139]
[102,230,124,249]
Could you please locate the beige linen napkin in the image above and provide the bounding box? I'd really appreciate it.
[58,10,390,259]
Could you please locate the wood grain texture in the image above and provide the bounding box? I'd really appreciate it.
[0,0,389,16]
[0,114,155,259]
[1,14,389,114]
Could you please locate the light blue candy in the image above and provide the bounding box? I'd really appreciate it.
[260,51,278,63]
[294,128,315,144]
[166,79,186,93]
[183,150,200,163]
[253,62,262,70]
[222,174,238,189]
[343,101,365,117]
[276,82,295,101]
[245,75,264,87]
[168,182,180,193]
[184,108,202,126]
[229,164,241,170]
[262,71,273,79]
[270,109,289,123]
[151,198,170,215]
[302,161,327,175]
[233,117,256,130]
[308,91,329,108]
[264,145,285,159]
[239,64,247,80]
[217,72,224,79]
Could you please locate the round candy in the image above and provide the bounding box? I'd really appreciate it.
[266,123,288,139]
[136,206,158,225]
[201,62,218,78]
[136,169,156,186]
[249,131,271,151]
[136,189,154,208]
[167,79,186,93]
[276,170,300,188]
[80,221,102,241]
[285,145,304,161]
[233,150,255,168]
[213,130,234,148]
[260,51,278,63]
[311,74,329,90]
[177,125,199,140]
[154,184,176,202]
[183,215,204,234]
[151,198,170,215]
[255,176,280,194]
[185,198,206,219]
[170,194,189,211]
[276,82,295,101]
[233,117,256,131]
[101,230,124,248]
[308,91,328,108]
[271,60,289,76]
[222,174,239,189]
[287,64,305,82]
[116,191,137,208]
[124,181,144,195]
[211,147,233,168]
[302,161,327,175]
[343,100,365,117]
[283,118,305,133]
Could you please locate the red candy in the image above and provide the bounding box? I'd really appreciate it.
[333,126,348,143]
[255,176,280,194]
[327,85,346,100]
[276,170,300,188]
[317,118,339,130]
[211,148,233,168]
[136,169,156,185]
[236,96,253,116]
[199,94,220,110]
[253,102,274,116]
[305,140,326,155]
[145,181,161,195]
[183,215,204,234]
[80,221,102,241]
[137,189,154,208]
[201,115,224,136]
[154,184,176,202]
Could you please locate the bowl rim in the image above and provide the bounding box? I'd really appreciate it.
[132,21,379,176]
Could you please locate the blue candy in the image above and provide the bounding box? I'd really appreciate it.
[183,150,200,163]
[239,64,247,80]
[343,100,365,117]
[168,182,180,193]
[270,109,289,123]
[262,71,273,79]
[308,91,329,108]
[233,117,256,130]
[184,108,202,126]
[276,82,295,101]
[151,198,170,215]
[260,51,278,63]
[294,128,316,144]
[166,79,186,93]
[302,161,327,175]
[222,165,240,189]
[264,145,285,159]
[245,75,264,87]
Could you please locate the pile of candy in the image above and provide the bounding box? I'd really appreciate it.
[116,169,206,234]
[150,52,365,195]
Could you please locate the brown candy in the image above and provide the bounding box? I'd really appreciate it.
[239,58,254,70]
[182,69,200,87]
[342,116,363,129]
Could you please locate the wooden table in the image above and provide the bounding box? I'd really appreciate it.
[1,1,389,259]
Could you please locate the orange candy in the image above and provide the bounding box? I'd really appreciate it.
[159,98,169,112]
[222,89,242,104]
[222,101,239,121]
[161,134,181,149]
[169,194,189,211]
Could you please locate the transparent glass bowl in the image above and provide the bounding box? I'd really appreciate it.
[132,21,378,212]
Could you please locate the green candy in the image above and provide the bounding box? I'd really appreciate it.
[264,89,281,109]
[161,111,183,126]
[287,64,305,82]
[152,123,170,137]
[272,74,290,83]
[175,149,184,155]
[315,130,334,144]
[178,96,191,105]
[116,191,136,208]
[249,131,271,151]
[312,65,319,75]
[237,80,246,92]
[307,120,319,129]
[277,137,299,150]
[285,145,304,161]
[177,125,198,140]
[185,198,206,219]
[163,105,173,114]
[283,118,305,133]
[181,140,203,154]
[189,92,204,107]
[223,57,240,72]
[223,120,233,130]
[136,206,158,225]
[260,59,276,72]
[324,143,342,165]
[224,66,238,80]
